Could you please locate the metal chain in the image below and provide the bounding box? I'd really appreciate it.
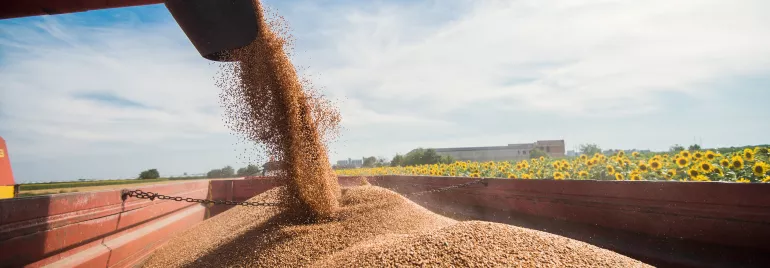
[121,189,281,206]
[402,178,489,197]
[120,178,488,206]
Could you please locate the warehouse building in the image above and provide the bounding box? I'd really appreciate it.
[433,140,566,162]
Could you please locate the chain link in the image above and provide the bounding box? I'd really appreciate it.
[121,189,281,206]
[121,178,488,206]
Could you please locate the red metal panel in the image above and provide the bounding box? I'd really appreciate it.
[0,0,165,20]
[231,178,280,201]
[0,136,14,186]
[0,180,212,267]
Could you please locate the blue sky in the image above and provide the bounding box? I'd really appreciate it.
[1,0,769,183]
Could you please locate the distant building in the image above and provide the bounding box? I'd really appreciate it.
[433,140,566,162]
[335,158,364,168]
[567,150,578,157]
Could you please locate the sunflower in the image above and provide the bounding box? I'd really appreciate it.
[714,167,724,177]
[552,171,564,180]
[507,173,517,179]
[753,162,769,177]
[676,157,689,168]
[615,173,624,181]
[470,173,480,178]
[731,155,744,170]
[564,172,571,178]
[552,162,560,169]
[719,158,730,167]
[757,147,769,155]
[680,150,691,158]
[522,173,532,179]
[632,152,640,158]
[693,175,710,182]
[743,148,755,161]
[539,156,545,162]
[606,165,615,174]
[617,150,625,157]
[705,150,716,160]
[763,176,770,183]
[587,159,596,167]
[688,168,700,178]
[649,160,662,170]
[699,162,714,173]
[695,152,705,160]
[630,172,642,181]
[580,154,588,161]
[638,163,649,172]
[736,178,750,183]
[579,170,588,178]
[665,170,676,180]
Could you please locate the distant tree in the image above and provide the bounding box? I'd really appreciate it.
[220,166,235,177]
[669,144,685,152]
[688,144,702,151]
[529,148,549,159]
[236,167,247,176]
[439,155,455,164]
[206,169,222,178]
[244,164,260,175]
[363,156,377,168]
[579,144,602,156]
[399,148,451,166]
[138,169,160,180]
[390,154,405,167]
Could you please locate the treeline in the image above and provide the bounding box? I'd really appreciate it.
[390,148,455,167]
[206,164,261,178]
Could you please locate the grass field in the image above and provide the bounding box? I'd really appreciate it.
[17,177,210,197]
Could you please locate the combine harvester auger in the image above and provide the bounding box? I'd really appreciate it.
[3,0,261,62]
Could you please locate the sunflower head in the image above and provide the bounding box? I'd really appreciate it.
[705,150,716,160]
[507,173,517,179]
[650,160,662,170]
[763,176,770,183]
[631,172,642,181]
[688,168,700,178]
[714,167,724,177]
[638,163,649,172]
[753,162,768,177]
[617,150,625,157]
[522,173,532,179]
[757,147,769,155]
[606,165,615,174]
[632,152,640,158]
[552,162,560,169]
[680,150,691,158]
[719,158,730,167]
[700,162,713,173]
[731,155,745,170]
[579,171,588,178]
[580,154,588,160]
[744,148,755,161]
[694,152,704,160]
[737,178,751,183]
[539,156,545,162]
[676,157,689,168]
[615,173,624,181]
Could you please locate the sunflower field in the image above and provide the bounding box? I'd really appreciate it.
[335,147,770,183]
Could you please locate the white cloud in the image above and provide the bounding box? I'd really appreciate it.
[292,0,770,116]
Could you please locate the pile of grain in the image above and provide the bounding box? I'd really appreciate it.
[148,0,652,266]
[143,186,650,267]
